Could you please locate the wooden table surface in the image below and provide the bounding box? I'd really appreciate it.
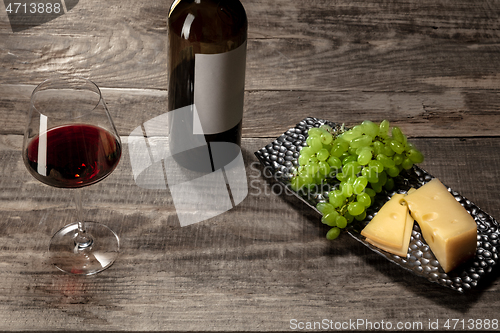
[1,0,500,331]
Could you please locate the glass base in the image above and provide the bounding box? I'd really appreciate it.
[49,222,119,275]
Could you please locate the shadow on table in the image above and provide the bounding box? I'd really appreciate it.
[350,242,500,313]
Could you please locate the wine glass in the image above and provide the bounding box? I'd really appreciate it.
[22,77,122,275]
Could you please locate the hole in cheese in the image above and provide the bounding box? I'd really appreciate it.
[422,212,438,222]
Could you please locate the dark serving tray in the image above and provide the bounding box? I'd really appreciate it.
[254,117,499,292]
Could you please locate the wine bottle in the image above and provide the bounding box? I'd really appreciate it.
[167,0,247,173]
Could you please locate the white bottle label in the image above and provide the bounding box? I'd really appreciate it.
[193,41,246,135]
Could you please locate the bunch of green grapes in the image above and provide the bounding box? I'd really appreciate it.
[290,120,424,240]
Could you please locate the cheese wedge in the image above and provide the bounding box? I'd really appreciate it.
[366,211,414,257]
[361,194,409,248]
[404,178,477,273]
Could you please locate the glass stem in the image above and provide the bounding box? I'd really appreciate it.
[73,189,93,250]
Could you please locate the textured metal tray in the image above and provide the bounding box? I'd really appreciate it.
[254,117,499,292]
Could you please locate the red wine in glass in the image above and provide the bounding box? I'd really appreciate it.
[25,124,121,188]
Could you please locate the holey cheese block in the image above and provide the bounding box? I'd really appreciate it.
[361,194,414,257]
[255,117,500,292]
[404,178,477,273]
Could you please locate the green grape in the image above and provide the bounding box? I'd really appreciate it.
[290,177,301,191]
[307,127,323,137]
[386,165,400,178]
[291,173,313,191]
[357,192,371,207]
[392,126,407,145]
[340,130,361,142]
[382,144,396,157]
[308,156,318,164]
[353,176,368,194]
[378,170,387,186]
[298,154,309,166]
[340,182,354,197]
[389,140,405,154]
[300,173,314,186]
[361,120,379,137]
[343,161,362,177]
[373,141,384,155]
[384,177,395,191]
[355,146,371,155]
[317,202,335,215]
[351,125,364,134]
[357,147,372,165]
[322,143,333,153]
[368,160,384,173]
[326,227,341,240]
[347,146,357,156]
[354,211,367,221]
[322,211,338,227]
[318,161,330,177]
[401,157,413,170]
[300,146,314,158]
[345,175,357,185]
[362,166,379,183]
[350,135,373,149]
[393,153,404,165]
[329,190,345,208]
[308,136,323,153]
[336,172,345,182]
[305,162,320,177]
[321,132,333,145]
[379,120,390,137]
[330,140,349,157]
[344,212,355,224]
[408,149,424,163]
[327,156,342,171]
[406,141,415,150]
[336,216,348,229]
[371,181,383,193]
[342,154,357,165]
[376,154,395,169]
[348,202,365,216]
[339,151,350,162]
[328,190,346,208]
[316,148,329,161]
[364,188,376,198]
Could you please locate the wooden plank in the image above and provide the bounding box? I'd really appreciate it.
[0,0,500,92]
[0,135,499,330]
[4,135,499,231]
[242,90,500,138]
[2,84,499,137]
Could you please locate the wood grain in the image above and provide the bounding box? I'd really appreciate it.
[2,85,500,138]
[0,136,499,330]
[1,0,500,91]
[1,0,500,330]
